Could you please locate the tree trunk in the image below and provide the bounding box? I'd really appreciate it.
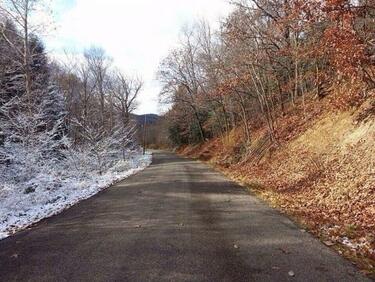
[190,104,205,142]
[23,1,32,101]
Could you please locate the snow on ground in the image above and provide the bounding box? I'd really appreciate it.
[0,149,152,240]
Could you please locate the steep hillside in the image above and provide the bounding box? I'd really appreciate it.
[179,96,375,276]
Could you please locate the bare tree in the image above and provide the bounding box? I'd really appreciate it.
[110,70,143,126]
[84,46,112,129]
[0,0,49,100]
[158,26,209,142]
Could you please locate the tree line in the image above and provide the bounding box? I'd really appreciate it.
[0,0,143,172]
[158,0,375,147]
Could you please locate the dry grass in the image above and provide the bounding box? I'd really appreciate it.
[180,95,375,276]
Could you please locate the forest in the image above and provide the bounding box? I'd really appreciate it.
[155,0,375,274]
[158,0,374,146]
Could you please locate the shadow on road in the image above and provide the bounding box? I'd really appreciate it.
[0,152,368,282]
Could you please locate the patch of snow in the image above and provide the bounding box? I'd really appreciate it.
[341,237,373,254]
[0,148,152,240]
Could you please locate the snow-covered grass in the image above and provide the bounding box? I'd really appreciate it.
[0,145,152,240]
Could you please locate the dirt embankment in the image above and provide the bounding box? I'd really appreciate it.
[179,97,375,277]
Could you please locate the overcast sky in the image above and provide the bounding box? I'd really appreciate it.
[45,0,233,114]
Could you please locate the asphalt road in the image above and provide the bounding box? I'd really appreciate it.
[0,152,369,281]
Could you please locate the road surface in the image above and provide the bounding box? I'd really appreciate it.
[0,152,369,281]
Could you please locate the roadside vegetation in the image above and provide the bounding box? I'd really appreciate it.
[0,0,151,238]
[155,0,375,276]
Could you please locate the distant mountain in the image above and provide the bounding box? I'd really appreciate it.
[131,114,160,126]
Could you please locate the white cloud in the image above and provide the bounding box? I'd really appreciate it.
[46,0,233,114]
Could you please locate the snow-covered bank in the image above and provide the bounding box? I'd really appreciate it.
[0,151,152,240]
